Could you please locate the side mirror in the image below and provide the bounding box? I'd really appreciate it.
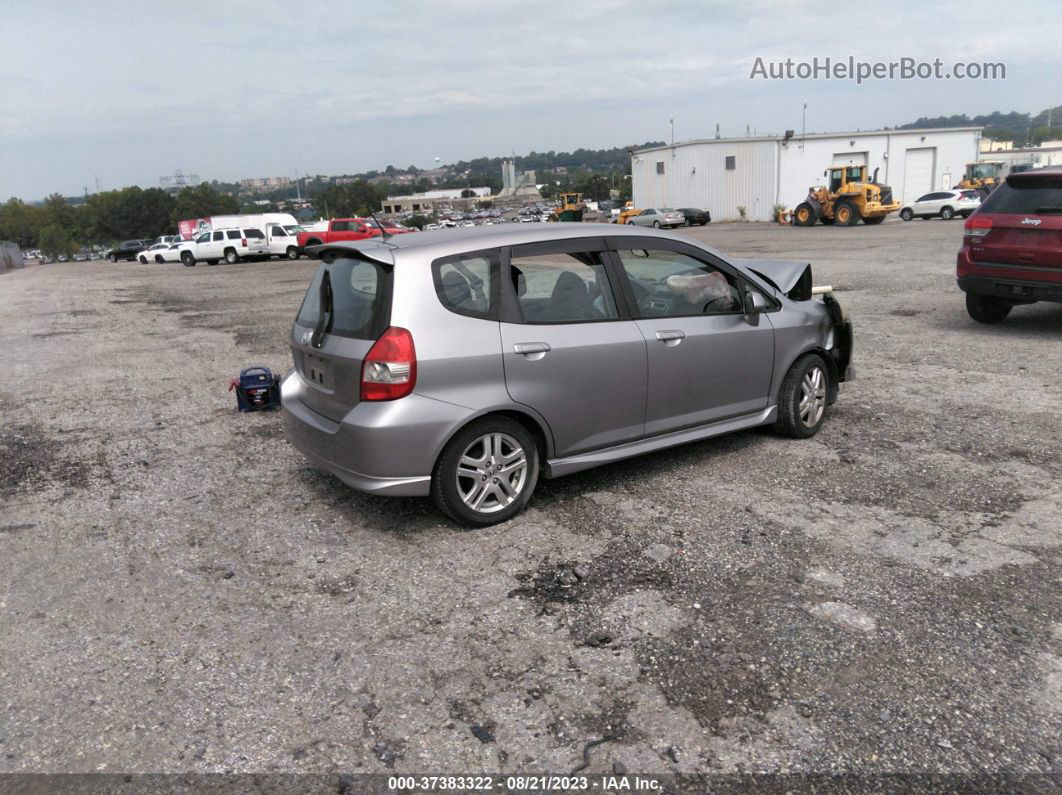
[743,289,767,325]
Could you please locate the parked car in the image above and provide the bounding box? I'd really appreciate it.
[957,168,1062,323]
[900,190,981,221]
[296,218,382,256]
[677,207,712,226]
[628,208,687,229]
[105,240,147,262]
[138,243,184,264]
[177,227,268,266]
[281,225,853,526]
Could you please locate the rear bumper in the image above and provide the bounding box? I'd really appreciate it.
[280,371,474,497]
[957,275,1062,303]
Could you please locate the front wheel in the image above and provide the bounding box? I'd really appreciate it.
[834,202,858,226]
[900,208,913,221]
[286,246,300,260]
[965,293,1013,324]
[108,254,117,263]
[431,417,539,527]
[652,220,661,228]
[773,354,830,439]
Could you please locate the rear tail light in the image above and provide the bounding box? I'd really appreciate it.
[242,238,248,247]
[965,217,992,238]
[361,327,416,401]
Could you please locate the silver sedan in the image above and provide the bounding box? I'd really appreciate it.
[628,208,687,229]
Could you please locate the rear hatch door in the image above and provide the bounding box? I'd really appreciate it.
[971,174,1062,272]
[290,249,394,422]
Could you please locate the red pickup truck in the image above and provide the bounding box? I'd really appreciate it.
[296,219,381,252]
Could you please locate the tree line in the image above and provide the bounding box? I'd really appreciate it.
[0,184,239,257]
[897,104,1062,146]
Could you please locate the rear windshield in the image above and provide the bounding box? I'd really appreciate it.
[980,180,1062,215]
[243,228,265,239]
[296,257,391,340]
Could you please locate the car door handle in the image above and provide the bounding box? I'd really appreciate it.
[513,342,551,358]
[655,330,685,346]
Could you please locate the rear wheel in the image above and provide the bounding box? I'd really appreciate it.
[965,293,1013,324]
[940,206,955,220]
[900,208,914,221]
[773,354,830,439]
[224,248,239,264]
[834,201,858,226]
[431,417,539,527]
[286,246,300,260]
[793,202,816,227]
[181,252,196,267]
[863,215,885,225]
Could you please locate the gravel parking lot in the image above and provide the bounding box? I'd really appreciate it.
[1,219,1060,784]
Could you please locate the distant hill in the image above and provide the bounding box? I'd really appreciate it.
[896,104,1062,145]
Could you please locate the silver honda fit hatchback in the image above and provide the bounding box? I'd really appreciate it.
[282,225,853,526]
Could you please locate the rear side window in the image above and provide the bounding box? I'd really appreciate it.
[296,257,392,340]
[432,251,497,319]
[980,180,1062,214]
[226,230,242,239]
[509,249,618,323]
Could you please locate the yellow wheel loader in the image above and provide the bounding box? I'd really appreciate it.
[793,165,900,227]
[956,161,1004,198]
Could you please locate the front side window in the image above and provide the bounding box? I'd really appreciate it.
[615,248,743,317]
[332,221,351,232]
[433,252,497,318]
[270,226,287,237]
[509,249,618,323]
[196,232,210,244]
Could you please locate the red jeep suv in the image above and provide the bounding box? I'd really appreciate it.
[957,168,1062,323]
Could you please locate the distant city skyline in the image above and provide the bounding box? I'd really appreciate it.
[2,0,1058,200]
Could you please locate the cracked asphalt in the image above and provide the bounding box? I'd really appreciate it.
[1,218,1060,784]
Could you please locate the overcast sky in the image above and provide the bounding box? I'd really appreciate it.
[1,0,1058,200]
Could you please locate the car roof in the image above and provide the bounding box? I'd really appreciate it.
[1007,167,1062,185]
[318,222,726,263]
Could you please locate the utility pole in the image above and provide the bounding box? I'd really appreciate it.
[670,118,674,148]
[801,102,807,150]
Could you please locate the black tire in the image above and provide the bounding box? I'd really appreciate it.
[108,254,117,263]
[940,206,955,220]
[862,215,885,225]
[626,221,635,225]
[965,293,1013,324]
[652,220,661,228]
[773,353,830,439]
[900,208,913,221]
[155,255,165,263]
[224,248,239,264]
[286,246,300,260]
[793,202,816,227]
[430,416,540,527]
[834,201,859,226]
[181,251,196,267]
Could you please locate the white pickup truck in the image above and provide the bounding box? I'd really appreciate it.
[177,227,268,266]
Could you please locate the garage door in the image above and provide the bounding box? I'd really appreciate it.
[832,151,867,167]
[903,148,935,203]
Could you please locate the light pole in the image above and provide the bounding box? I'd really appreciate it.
[670,118,674,149]
[801,102,807,150]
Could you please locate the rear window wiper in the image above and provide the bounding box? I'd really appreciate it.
[311,269,333,348]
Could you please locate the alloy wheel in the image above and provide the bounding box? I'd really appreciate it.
[455,432,528,513]
[799,366,827,427]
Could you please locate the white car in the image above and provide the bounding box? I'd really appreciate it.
[628,208,686,228]
[899,190,981,221]
[177,227,268,266]
[138,243,184,263]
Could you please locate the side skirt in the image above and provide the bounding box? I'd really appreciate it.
[544,406,777,479]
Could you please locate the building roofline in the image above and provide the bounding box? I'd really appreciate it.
[632,126,984,155]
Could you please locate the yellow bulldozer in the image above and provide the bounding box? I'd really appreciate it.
[793,164,900,226]
[956,161,1004,196]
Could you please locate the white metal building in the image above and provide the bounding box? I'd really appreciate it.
[977,144,1062,173]
[631,127,982,222]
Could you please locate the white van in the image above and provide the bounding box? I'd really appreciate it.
[204,213,301,260]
